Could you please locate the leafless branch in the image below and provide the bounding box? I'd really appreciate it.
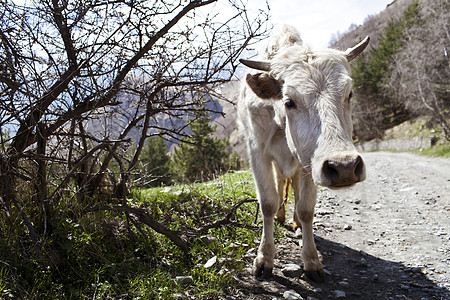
[94,197,258,252]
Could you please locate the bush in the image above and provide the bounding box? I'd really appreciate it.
[0,170,266,299]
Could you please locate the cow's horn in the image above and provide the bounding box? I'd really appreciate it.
[344,36,370,62]
[239,59,271,71]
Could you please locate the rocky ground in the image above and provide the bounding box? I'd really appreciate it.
[231,152,450,299]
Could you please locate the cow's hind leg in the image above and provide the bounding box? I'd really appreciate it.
[289,178,302,231]
[292,196,301,231]
[293,169,325,282]
[251,157,279,278]
[274,163,286,224]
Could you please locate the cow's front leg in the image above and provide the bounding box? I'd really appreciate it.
[293,169,325,282]
[251,159,279,278]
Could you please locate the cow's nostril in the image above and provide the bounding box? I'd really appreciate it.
[322,160,339,183]
[354,156,364,178]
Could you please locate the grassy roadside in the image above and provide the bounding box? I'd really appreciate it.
[362,116,450,157]
[1,170,282,299]
[415,141,450,157]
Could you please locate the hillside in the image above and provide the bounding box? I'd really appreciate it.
[330,0,415,50]
[211,81,247,160]
[348,0,449,141]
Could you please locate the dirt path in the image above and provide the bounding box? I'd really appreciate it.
[233,152,450,299]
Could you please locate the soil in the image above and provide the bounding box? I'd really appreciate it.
[231,152,450,299]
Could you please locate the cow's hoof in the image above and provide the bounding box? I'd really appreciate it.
[253,265,273,279]
[305,269,326,282]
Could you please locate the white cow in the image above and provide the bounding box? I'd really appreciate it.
[238,25,368,282]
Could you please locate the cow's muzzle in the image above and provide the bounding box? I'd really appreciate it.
[321,154,365,188]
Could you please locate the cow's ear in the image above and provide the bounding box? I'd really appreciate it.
[245,73,282,100]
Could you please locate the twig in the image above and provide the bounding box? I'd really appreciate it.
[9,193,43,260]
[96,205,189,252]
[188,198,258,236]
[254,202,260,225]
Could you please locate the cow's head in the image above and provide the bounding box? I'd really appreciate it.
[240,37,369,188]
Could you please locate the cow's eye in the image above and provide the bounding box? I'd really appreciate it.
[347,91,353,102]
[285,99,296,109]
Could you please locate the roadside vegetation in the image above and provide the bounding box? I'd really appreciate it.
[381,116,450,157]
[416,142,450,158]
[0,106,251,298]
[1,170,287,298]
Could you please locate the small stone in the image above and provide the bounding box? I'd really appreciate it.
[174,190,183,196]
[219,257,233,264]
[294,228,302,238]
[204,256,217,268]
[246,248,257,256]
[332,290,346,298]
[400,284,410,290]
[173,292,187,299]
[218,267,230,276]
[313,287,322,293]
[338,281,349,287]
[282,264,303,277]
[371,204,381,211]
[174,276,193,286]
[161,187,172,193]
[316,208,333,215]
[343,224,352,230]
[230,242,249,248]
[367,239,376,245]
[283,290,303,300]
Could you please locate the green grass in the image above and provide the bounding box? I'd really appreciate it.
[415,140,450,157]
[1,170,280,299]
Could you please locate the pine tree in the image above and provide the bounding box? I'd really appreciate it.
[139,135,172,187]
[171,114,239,183]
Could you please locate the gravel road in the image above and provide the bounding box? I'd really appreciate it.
[233,152,450,299]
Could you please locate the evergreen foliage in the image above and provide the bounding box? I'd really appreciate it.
[171,113,240,183]
[351,1,420,140]
[138,135,172,187]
